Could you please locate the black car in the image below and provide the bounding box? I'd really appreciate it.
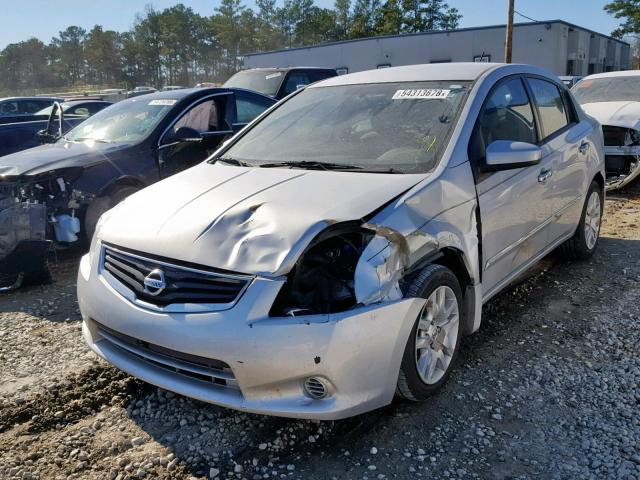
[0,87,276,289]
[224,67,337,100]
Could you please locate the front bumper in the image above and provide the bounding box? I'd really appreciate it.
[78,252,424,420]
[604,145,640,191]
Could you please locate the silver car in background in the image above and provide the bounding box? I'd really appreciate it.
[78,63,605,419]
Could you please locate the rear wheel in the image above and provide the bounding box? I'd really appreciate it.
[559,180,603,260]
[396,264,463,401]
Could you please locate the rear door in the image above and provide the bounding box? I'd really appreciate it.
[469,76,556,298]
[525,77,592,244]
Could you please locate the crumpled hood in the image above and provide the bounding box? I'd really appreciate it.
[0,141,127,177]
[100,163,426,276]
[581,101,640,130]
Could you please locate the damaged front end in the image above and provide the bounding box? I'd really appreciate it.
[602,125,640,191]
[269,222,407,317]
[0,169,91,290]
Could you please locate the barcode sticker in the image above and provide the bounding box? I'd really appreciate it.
[148,99,177,106]
[392,89,450,100]
[265,72,283,79]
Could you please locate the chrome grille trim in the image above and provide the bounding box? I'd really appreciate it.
[96,323,239,390]
[99,244,253,313]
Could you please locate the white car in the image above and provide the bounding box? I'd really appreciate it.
[79,63,605,419]
[572,70,640,190]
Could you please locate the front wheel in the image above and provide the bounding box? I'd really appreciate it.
[559,180,603,260]
[83,186,140,243]
[396,264,463,401]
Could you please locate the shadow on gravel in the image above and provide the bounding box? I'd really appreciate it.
[0,250,83,323]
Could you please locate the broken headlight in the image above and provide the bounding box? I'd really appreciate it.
[270,224,375,316]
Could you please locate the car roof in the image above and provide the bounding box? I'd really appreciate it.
[0,96,62,102]
[311,62,502,87]
[239,67,336,72]
[126,87,275,102]
[582,70,640,80]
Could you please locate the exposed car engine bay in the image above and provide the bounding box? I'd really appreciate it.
[0,169,92,289]
[602,125,640,190]
[270,226,376,316]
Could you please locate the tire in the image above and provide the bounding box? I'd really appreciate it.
[84,186,140,243]
[396,264,464,401]
[559,180,603,260]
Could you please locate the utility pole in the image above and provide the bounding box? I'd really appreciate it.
[505,0,514,63]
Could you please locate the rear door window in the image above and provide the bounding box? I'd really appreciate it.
[527,78,569,140]
[18,100,45,114]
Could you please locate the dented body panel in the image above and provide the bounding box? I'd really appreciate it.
[100,164,426,277]
[79,63,605,419]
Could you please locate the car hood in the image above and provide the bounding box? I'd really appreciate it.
[0,141,128,177]
[580,101,640,130]
[100,163,426,276]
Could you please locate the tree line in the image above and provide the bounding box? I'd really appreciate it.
[0,0,460,95]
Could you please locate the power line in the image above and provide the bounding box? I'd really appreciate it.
[514,10,539,22]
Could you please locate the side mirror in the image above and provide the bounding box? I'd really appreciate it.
[163,126,202,147]
[484,140,541,171]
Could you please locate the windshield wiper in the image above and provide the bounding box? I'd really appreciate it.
[258,161,364,171]
[216,157,255,167]
[359,167,405,174]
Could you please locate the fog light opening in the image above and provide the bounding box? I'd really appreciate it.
[303,376,331,399]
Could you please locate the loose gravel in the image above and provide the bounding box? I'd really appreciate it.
[0,193,638,480]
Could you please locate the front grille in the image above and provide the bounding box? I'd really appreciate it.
[101,245,251,308]
[96,322,239,389]
[602,125,634,146]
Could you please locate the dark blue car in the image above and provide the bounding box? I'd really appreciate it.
[0,87,276,289]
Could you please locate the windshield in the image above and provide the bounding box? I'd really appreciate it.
[572,76,640,103]
[224,70,284,97]
[220,81,471,174]
[64,97,175,143]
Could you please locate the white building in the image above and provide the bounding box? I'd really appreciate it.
[242,20,631,76]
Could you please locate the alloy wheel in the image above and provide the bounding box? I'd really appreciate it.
[415,285,460,385]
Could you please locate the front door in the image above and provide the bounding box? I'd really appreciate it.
[158,93,234,177]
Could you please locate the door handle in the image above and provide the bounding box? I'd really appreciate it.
[538,168,553,183]
[578,141,589,154]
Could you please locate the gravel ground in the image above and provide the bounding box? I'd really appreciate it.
[0,192,638,480]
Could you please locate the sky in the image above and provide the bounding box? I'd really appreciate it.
[0,0,623,50]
